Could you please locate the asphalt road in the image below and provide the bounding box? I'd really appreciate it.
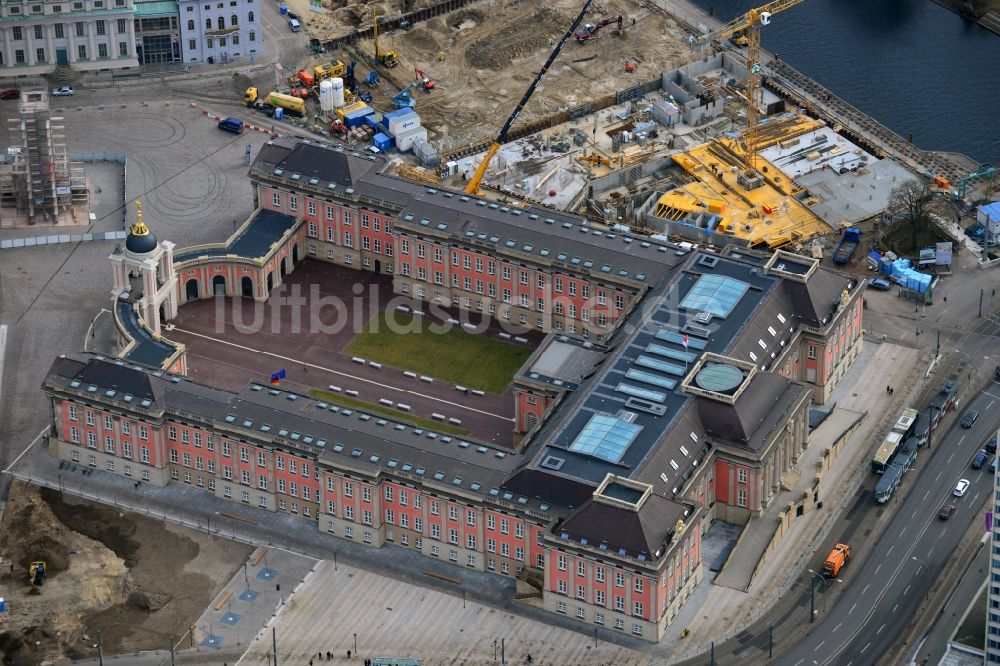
[775,386,1000,665]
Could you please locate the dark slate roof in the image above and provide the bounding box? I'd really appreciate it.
[74,359,156,401]
[272,141,378,187]
[695,372,797,447]
[515,252,779,499]
[395,192,674,287]
[115,299,179,369]
[43,354,560,515]
[501,467,596,509]
[174,209,297,263]
[781,268,854,328]
[558,494,689,559]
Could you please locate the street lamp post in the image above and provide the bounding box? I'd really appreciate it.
[354,632,357,655]
[807,570,844,618]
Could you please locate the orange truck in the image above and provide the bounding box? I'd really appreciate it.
[823,543,850,577]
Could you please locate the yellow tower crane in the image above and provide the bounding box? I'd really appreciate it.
[694,0,804,190]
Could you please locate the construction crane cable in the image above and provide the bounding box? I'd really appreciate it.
[464,0,596,194]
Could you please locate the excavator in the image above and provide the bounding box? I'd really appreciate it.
[29,561,47,592]
[415,68,435,92]
[372,6,399,68]
[392,83,417,109]
[465,0,596,196]
[574,15,621,42]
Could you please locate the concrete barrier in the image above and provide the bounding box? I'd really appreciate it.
[403,371,418,378]
[396,305,411,312]
[471,389,485,396]
[498,332,512,339]
[448,418,462,425]
[397,403,411,411]
[346,389,359,397]
[327,385,341,392]
[455,386,467,392]
[514,336,528,344]
[379,398,394,407]
[369,362,382,369]
[351,357,365,364]
[419,376,433,383]
[431,413,445,421]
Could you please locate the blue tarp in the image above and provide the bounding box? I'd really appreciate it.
[873,255,933,293]
[979,202,1000,223]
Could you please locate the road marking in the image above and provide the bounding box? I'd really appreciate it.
[893,604,898,612]
[904,584,911,595]
[793,660,803,666]
[860,643,870,654]
[814,641,825,651]
[849,603,857,614]
[899,526,907,537]
[0,324,6,403]
[960,434,966,445]
[887,545,893,556]
[862,584,870,595]
[948,453,954,463]
[173,327,513,421]
[4,426,48,473]
[989,400,996,410]
[936,471,942,481]
[928,546,935,557]
[833,623,842,633]
[877,624,885,634]
[923,489,931,501]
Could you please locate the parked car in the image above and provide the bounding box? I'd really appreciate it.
[987,435,997,454]
[0,89,20,100]
[954,479,970,497]
[286,9,299,19]
[288,17,301,31]
[972,449,989,470]
[51,86,75,96]
[961,410,979,429]
[938,504,956,520]
[868,278,892,291]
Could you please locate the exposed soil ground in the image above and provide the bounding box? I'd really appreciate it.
[291,0,692,149]
[0,482,251,665]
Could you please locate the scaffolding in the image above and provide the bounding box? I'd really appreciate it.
[0,88,87,225]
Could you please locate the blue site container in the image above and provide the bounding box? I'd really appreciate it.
[365,113,382,129]
[344,109,371,129]
[274,107,284,120]
[383,108,415,121]
[279,4,288,13]
[372,132,393,153]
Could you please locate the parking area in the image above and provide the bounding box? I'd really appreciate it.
[0,99,270,470]
[169,260,530,447]
[237,558,650,666]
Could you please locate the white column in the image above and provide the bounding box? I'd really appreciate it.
[127,14,137,60]
[67,24,76,62]
[25,27,35,65]
[46,22,54,64]
[87,20,96,61]
[2,28,14,68]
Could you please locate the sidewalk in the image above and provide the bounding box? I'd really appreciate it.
[5,443,658,657]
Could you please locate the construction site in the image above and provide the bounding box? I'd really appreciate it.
[226,0,997,256]
[0,89,89,228]
[0,481,250,665]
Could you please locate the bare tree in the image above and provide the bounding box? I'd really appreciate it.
[889,180,935,254]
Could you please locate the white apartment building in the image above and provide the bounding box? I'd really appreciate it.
[0,0,138,76]
[176,0,257,64]
[987,438,1000,662]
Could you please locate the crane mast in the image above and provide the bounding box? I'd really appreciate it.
[695,0,804,189]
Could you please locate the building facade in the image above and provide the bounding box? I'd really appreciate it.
[39,137,869,643]
[176,0,258,64]
[132,0,179,64]
[988,458,1000,662]
[0,0,138,75]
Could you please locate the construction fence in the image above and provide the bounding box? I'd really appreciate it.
[441,77,663,162]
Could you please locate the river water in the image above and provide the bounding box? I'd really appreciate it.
[687,0,1000,165]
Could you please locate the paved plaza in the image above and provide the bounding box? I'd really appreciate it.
[237,559,650,666]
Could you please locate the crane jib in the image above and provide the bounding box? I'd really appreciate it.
[496,0,595,143]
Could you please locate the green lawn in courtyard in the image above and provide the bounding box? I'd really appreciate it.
[345,311,533,394]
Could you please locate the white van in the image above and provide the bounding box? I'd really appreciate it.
[288,18,301,31]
